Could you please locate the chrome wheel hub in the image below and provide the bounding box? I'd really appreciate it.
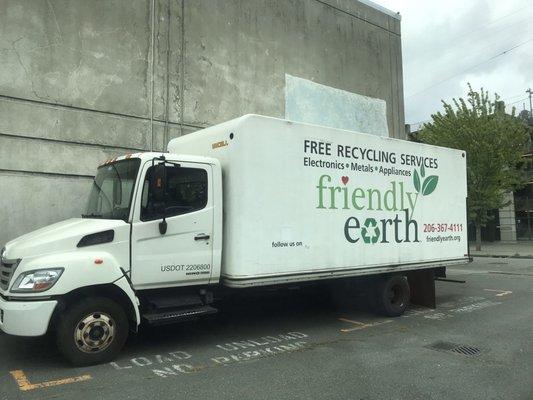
[74,312,115,353]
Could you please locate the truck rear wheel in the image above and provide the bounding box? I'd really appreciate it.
[375,275,410,317]
[56,297,128,366]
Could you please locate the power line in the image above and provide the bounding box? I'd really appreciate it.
[405,5,533,68]
[451,4,531,43]
[501,92,530,102]
[406,38,533,99]
[507,97,528,106]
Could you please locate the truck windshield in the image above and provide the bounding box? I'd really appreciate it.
[83,158,141,221]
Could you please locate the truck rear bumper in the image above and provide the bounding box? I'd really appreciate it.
[0,296,57,336]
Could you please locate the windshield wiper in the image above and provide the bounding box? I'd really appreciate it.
[91,180,113,209]
[81,213,104,219]
[110,163,123,185]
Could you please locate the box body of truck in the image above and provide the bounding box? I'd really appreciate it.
[169,114,469,287]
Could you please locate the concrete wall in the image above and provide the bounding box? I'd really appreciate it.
[0,0,404,246]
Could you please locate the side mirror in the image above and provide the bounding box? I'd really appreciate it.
[150,163,168,235]
[150,163,167,202]
[154,201,167,235]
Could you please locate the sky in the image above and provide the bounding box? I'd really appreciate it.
[373,0,533,130]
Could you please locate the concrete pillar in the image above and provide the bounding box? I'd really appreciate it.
[499,192,517,242]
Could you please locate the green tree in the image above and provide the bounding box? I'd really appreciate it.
[418,85,530,251]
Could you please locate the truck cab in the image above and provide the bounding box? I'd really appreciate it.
[0,152,222,365]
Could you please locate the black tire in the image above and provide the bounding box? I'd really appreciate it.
[56,297,129,366]
[374,275,410,317]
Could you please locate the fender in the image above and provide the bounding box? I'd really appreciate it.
[113,273,141,327]
[9,250,135,303]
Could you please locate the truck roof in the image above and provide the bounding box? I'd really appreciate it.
[99,151,219,168]
[168,114,464,157]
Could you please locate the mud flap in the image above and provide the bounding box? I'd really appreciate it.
[407,268,436,309]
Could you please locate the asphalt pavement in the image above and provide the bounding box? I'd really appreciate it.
[1,257,532,400]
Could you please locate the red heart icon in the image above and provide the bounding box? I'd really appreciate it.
[341,176,349,185]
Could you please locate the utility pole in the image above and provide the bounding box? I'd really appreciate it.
[527,88,533,119]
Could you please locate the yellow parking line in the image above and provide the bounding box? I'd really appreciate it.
[338,318,370,332]
[341,325,371,333]
[10,370,92,391]
[338,318,367,326]
[338,318,393,333]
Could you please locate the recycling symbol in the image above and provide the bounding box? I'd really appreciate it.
[361,218,380,244]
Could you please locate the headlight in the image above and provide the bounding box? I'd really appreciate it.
[11,268,64,293]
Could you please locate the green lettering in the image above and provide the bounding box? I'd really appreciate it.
[329,187,342,209]
[383,182,397,211]
[406,192,418,215]
[351,188,365,210]
[316,175,331,209]
[342,187,349,209]
[367,189,382,211]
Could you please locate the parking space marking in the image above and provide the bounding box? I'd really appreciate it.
[108,332,310,379]
[338,318,392,332]
[484,289,512,297]
[489,271,533,277]
[338,295,504,332]
[452,300,501,313]
[9,369,92,391]
[423,312,453,321]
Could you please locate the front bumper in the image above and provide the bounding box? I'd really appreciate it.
[0,296,57,336]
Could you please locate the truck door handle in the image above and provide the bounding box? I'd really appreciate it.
[194,234,210,241]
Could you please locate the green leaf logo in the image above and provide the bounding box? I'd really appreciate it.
[422,175,438,195]
[420,163,426,178]
[413,170,421,193]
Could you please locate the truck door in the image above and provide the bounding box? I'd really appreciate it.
[130,161,213,289]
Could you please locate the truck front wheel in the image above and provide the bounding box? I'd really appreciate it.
[375,275,410,317]
[56,297,129,366]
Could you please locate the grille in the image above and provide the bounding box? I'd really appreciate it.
[0,259,17,291]
[451,345,481,356]
[427,341,482,357]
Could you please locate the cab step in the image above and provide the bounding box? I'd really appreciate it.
[142,305,218,325]
[145,293,204,310]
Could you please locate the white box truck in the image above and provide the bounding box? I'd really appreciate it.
[0,115,469,365]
